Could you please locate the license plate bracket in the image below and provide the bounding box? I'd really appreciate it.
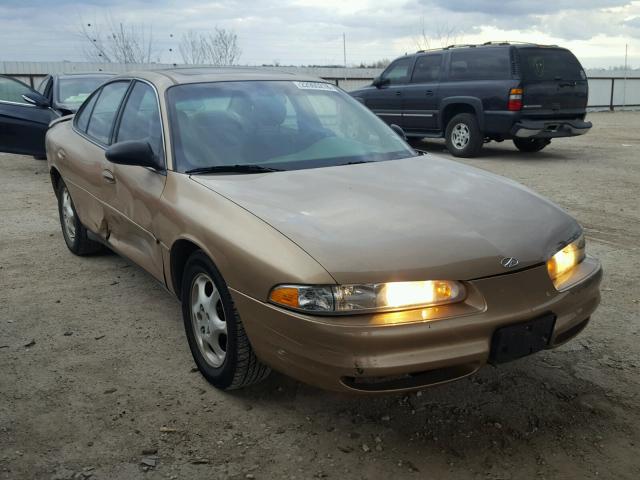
[490,313,556,364]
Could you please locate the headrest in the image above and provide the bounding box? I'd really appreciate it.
[250,94,287,127]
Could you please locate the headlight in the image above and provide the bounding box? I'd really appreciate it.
[269,280,466,314]
[547,234,586,287]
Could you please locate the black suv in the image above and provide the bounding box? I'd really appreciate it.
[350,43,592,157]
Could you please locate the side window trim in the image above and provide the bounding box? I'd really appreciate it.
[109,81,136,145]
[83,80,131,147]
[111,79,167,171]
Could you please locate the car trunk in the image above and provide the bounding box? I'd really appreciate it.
[517,47,588,119]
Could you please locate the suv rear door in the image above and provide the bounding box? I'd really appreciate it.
[402,53,443,132]
[517,47,588,117]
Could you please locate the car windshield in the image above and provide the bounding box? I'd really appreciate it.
[519,48,586,82]
[58,76,110,107]
[167,80,415,173]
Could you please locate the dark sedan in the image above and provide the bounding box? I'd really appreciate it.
[0,73,113,157]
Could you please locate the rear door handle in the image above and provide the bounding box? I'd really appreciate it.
[102,169,116,184]
[395,91,402,96]
[425,90,434,96]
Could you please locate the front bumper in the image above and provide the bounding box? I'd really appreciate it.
[231,258,602,393]
[511,118,592,139]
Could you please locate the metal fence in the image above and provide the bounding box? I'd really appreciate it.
[587,77,640,110]
[1,61,639,110]
[0,61,380,93]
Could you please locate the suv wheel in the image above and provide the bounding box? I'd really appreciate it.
[445,113,483,158]
[181,251,270,390]
[513,138,550,153]
[57,180,104,255]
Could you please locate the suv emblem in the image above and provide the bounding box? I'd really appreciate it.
[501,257,519,268]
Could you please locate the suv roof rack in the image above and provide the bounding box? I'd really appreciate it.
[416,41,558,53]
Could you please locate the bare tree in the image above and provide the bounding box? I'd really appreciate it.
[415,18,461,51]
[80,16,156,63]
[179,29,241,66]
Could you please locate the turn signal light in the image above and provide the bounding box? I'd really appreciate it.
[508,88,523,111]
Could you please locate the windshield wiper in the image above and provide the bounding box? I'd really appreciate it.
[185,164,282,175]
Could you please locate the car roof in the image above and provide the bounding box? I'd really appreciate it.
[55,73,116,79]
[116,67,328,86]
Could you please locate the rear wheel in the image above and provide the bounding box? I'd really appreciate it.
[57,180,103,255]
[513,138,550,152]
[445,113,483,158]
[181,251,270,390]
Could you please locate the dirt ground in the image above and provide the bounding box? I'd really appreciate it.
[1,111,639,480]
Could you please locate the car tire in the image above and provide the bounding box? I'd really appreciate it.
[445,113,484,158]
[181,251,270,390]
[57,180,104,256]
[513,138,550,153]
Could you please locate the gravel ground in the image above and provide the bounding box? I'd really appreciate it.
[1,111,639,480]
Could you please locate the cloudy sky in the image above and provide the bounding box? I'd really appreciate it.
[0,0,639,68]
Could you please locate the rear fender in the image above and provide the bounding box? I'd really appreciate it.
[440,97,484,131]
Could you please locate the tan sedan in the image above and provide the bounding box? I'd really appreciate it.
[33,68,602,393]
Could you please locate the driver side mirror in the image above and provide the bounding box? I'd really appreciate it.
[105,140,160,170]
[372,76,390,89]
[22,91,50,108]
[389,124,407,141]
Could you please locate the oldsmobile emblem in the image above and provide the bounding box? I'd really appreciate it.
[500,257,520,268]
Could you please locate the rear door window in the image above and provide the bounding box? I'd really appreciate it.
[449,49,511,81]
[411,54,443,83]
[519,48,586,82]
[381,57,414,85]
[86,81,130,145]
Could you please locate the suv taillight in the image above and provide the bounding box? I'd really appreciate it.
[508,88,523,111]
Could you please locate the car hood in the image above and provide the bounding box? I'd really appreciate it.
[192,155,581,284]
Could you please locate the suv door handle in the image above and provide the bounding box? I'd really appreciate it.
[395,91,402,96]
[102,169,116,184]
[425,90,434,96]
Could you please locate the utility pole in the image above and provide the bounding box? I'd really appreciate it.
[343,32,347,68]
[343,32,347,85]
[623,43,628,109]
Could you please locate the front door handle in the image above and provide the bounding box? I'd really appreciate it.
[102,169,116,184]
[425,90,434,96]
[395,91,402,96]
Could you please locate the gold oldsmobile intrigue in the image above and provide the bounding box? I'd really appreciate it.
[43,68,602,393]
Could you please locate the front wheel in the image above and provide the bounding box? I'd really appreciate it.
[181,251,270,390]
[513,138,550,152]
[445,113,484,158]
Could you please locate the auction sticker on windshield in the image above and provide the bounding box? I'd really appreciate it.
[293,81,337,91]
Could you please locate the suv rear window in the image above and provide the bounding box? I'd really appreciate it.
[449,49,510,81]
[519,48,586,82]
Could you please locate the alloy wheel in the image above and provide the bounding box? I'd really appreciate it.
[61,187,76,242]
[451,123,471,150]
[190,272,227,368]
